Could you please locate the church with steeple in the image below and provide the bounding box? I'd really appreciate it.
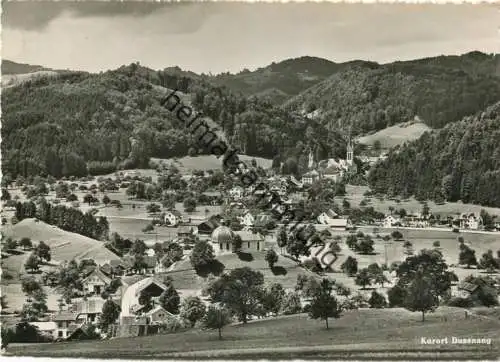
[301,139,357,185]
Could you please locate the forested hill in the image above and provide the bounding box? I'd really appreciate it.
[1,62,341,179]
[211,56,378,104]
[368,101,500,207]
[283,52,500,134]
[2,60,51,74]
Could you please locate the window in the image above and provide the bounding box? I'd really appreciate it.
[58,331,63,337]
[57,322,63,328]
[257,242,260,251]
[219,243,222,250]
[226,243,230,250]
[248,242,250,248]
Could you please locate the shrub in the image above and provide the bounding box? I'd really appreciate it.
[447,297,473,308]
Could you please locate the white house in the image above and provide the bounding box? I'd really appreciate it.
[327,218,351,230]
[301,170,320,185]
[52,313,79,339]
[238,211,255,227]
[164,210,183,227]
[317,209,339,225]
[459,213,482,230]
[383,215,401,228]
[229,186,244,200]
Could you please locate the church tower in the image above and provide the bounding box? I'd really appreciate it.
[346,140,354,166]
[308,148,315,169]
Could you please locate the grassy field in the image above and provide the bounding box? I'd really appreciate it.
[6,307,500,359]
[151,155,272,173]
[357,121,431,149]
[338,185,500,217]
[166,250,316,291]
[2,219,120,265]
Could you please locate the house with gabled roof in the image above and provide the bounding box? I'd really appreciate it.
[317,209,338,225]
[164,210,183,227]
[82,268,112,295]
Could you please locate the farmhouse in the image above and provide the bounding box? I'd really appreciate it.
[452,281,479,299]
[177,225,197,238]
[120,277,169,320]
[144,305,177,324]
[164,210,183,226]
[82,269,111,295]
[73,297,120,324]
[458,213,483,230]
[52,312,79,339]
[229,186,244,199]
[301,170,320,185]
[238,211,255,227]
[197,217,222,235]
[235,230,264,252]
[317,209,338,225]
[383,215,401,228]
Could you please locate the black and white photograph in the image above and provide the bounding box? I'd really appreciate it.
[1,1,500,360]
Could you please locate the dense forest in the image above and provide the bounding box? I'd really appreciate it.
[3,52,500,180]
[212,56,378,104]
[1,62,339,178]
[368,102,500,207]
[284,52,500,134]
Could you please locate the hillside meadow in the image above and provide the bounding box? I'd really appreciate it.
[5,307,499,359]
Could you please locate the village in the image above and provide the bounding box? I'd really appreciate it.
[2,141,500,349]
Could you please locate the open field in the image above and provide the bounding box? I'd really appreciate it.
[357,121,431,149]
[338,185,500,217]
[6,307,500,359]
[2,219,120,265]
[166,250,316,290]
[151,155,272,173]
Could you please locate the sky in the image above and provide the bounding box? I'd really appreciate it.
[2,2,499,74]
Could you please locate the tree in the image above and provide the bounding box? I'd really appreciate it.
[35,241,51,262]
[391,231,403,240]
[265,249,278,269]
[403,269,439,322]
[480,209,495,231]
[232,234,242,253]
[355,268,371,289]
[388,284,406,307]
[308,278,342,329]
[282,291,302,315]
[478,250,499,273]
[159,284,180,314]
[207,267,264,324]
[276,226,288,254]
[3,237,17,251]
[262,283,285,316]
[100,300,121,331]
[341,256,358,276]
[138,290,153,312]
[202,305,231,340]
[146,203,161,214]
[459,246,477,268]
[183,197,197,212]
[403,241,414,256]
[19,237,32,250]
[345,234,358,250]
[142,223,154,233]
[368,291,387,308]
[180,296,206,327]
[433,240,441,249]
[21,277,42,296]
[131,239,147,256]
[83,193,94,206]
[190,240,215,270]
[102,195,111,206]
[356,237,374,254]
[24,254,40,273]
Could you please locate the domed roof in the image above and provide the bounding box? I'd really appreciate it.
[211,226,234,244]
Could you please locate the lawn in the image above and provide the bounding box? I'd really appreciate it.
[338,185,500,217]
[6,307,499,359]
[357,121,431,149]
[151,155,272,174]
[166,250,316,291]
